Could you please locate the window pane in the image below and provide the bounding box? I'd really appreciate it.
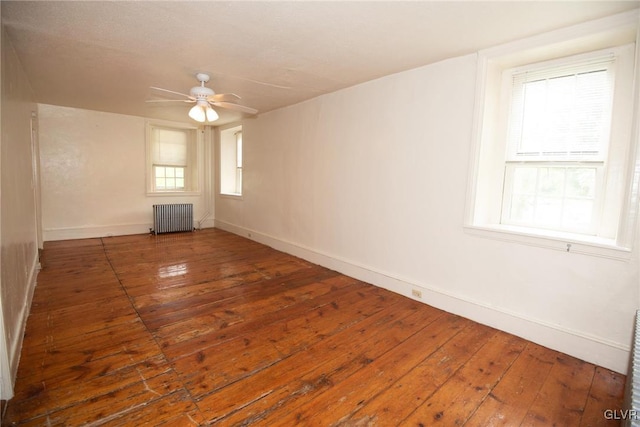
[236,133,243,168]
[503,165,599,234]
[534,197,562,227]
[155,166,165,178]
[512,167,537,194]
[156,177,165,189]
[510,64,611,160]
[519,80,547,153]
[510,194,535,222]
[175,167,184,178]
[563,199,593,227]
[166,177,175,189]
[565,168,596,198]
[537,168,565,197]
[176,178,184,189]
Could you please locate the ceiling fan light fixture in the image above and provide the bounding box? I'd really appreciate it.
[188,99,218,123]
[205,106,219,122]
[188,104,206,122]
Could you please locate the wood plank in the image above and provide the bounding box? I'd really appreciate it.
[160,276,365,360]
[398,331,527,426]
[336,320,497,426]
[580,367,626,426]
[172,284,405,401]
[521,354,596,426]
[463,342,558,426]
[265,312,469,426]
[220,301,446,426]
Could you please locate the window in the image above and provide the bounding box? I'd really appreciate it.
[466,13,639,257]
[501,57,613,235]
[147,122,200,194]
[220,125,243,196]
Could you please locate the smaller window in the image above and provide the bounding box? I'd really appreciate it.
[147,122,199,194]
[220,125,243,196]
[235,131,243,195]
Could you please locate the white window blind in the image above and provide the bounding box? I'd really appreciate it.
[506,57,614,161]
[152,128,188,167]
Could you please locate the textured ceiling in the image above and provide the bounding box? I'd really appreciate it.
[2,1,639,125]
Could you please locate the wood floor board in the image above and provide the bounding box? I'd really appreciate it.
[172,285,410,404]
[580,367,626,426]
[159,277,366,360]
[398,331,527,426]
[219,301,447,426]
[463,342,558,426]
[521,354,597,426]
[2,228,626,426]
[336,320,497,426]
[266,312,470,427]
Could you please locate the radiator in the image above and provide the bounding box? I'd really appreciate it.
[624,310,640,427]
[152,203,193,235]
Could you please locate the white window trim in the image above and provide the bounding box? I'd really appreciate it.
[145,119,202,196]
[464,10,640,260]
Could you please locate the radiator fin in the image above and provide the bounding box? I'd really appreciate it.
[624,310,640,427]
[153,203,193,235]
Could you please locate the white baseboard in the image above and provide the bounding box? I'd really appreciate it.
[198,217,215,230]
[43,223,152,241]
[214,219,630,374]
[0,250,40,400]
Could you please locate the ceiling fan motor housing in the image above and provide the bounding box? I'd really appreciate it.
[190,85,215,100]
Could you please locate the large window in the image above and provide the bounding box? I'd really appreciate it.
[466,13,639,257]
[220,125,243,196]
[147,122,200,194]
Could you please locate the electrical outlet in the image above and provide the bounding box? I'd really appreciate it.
[411,289,422,299]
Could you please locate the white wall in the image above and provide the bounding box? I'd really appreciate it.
[38,105,215,241]
[216,52,639,373]
[0,24,39,400]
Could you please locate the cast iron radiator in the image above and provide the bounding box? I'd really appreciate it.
[152,203,194,235]
[624,310,640,426]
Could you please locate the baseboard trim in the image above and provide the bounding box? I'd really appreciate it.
[43,223,152,241]
[198,217,215,230]
[1,250,40,400]
[214,219,630,373]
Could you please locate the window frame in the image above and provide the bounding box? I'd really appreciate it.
[219,124,243,197]
[498,51,618,237]
[464,11,640,259]
[146,120,201,196]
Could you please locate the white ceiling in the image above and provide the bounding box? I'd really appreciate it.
[2,1,639,125]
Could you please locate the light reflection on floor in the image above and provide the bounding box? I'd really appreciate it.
[158,263,188,278]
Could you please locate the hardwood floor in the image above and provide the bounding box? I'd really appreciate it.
[2,228,626,426]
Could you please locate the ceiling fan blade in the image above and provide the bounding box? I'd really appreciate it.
[150,86,194,100]
[145,99,193,103]
[209,93,241,102]
[211,101,258,115]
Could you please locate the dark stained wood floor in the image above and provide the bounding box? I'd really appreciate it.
[2,228,626,426]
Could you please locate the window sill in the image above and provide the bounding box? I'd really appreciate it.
[147,191,201,197]
[220,193,243,200]
[464,224,632,261]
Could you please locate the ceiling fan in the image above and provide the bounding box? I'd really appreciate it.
[147,73,258,123]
